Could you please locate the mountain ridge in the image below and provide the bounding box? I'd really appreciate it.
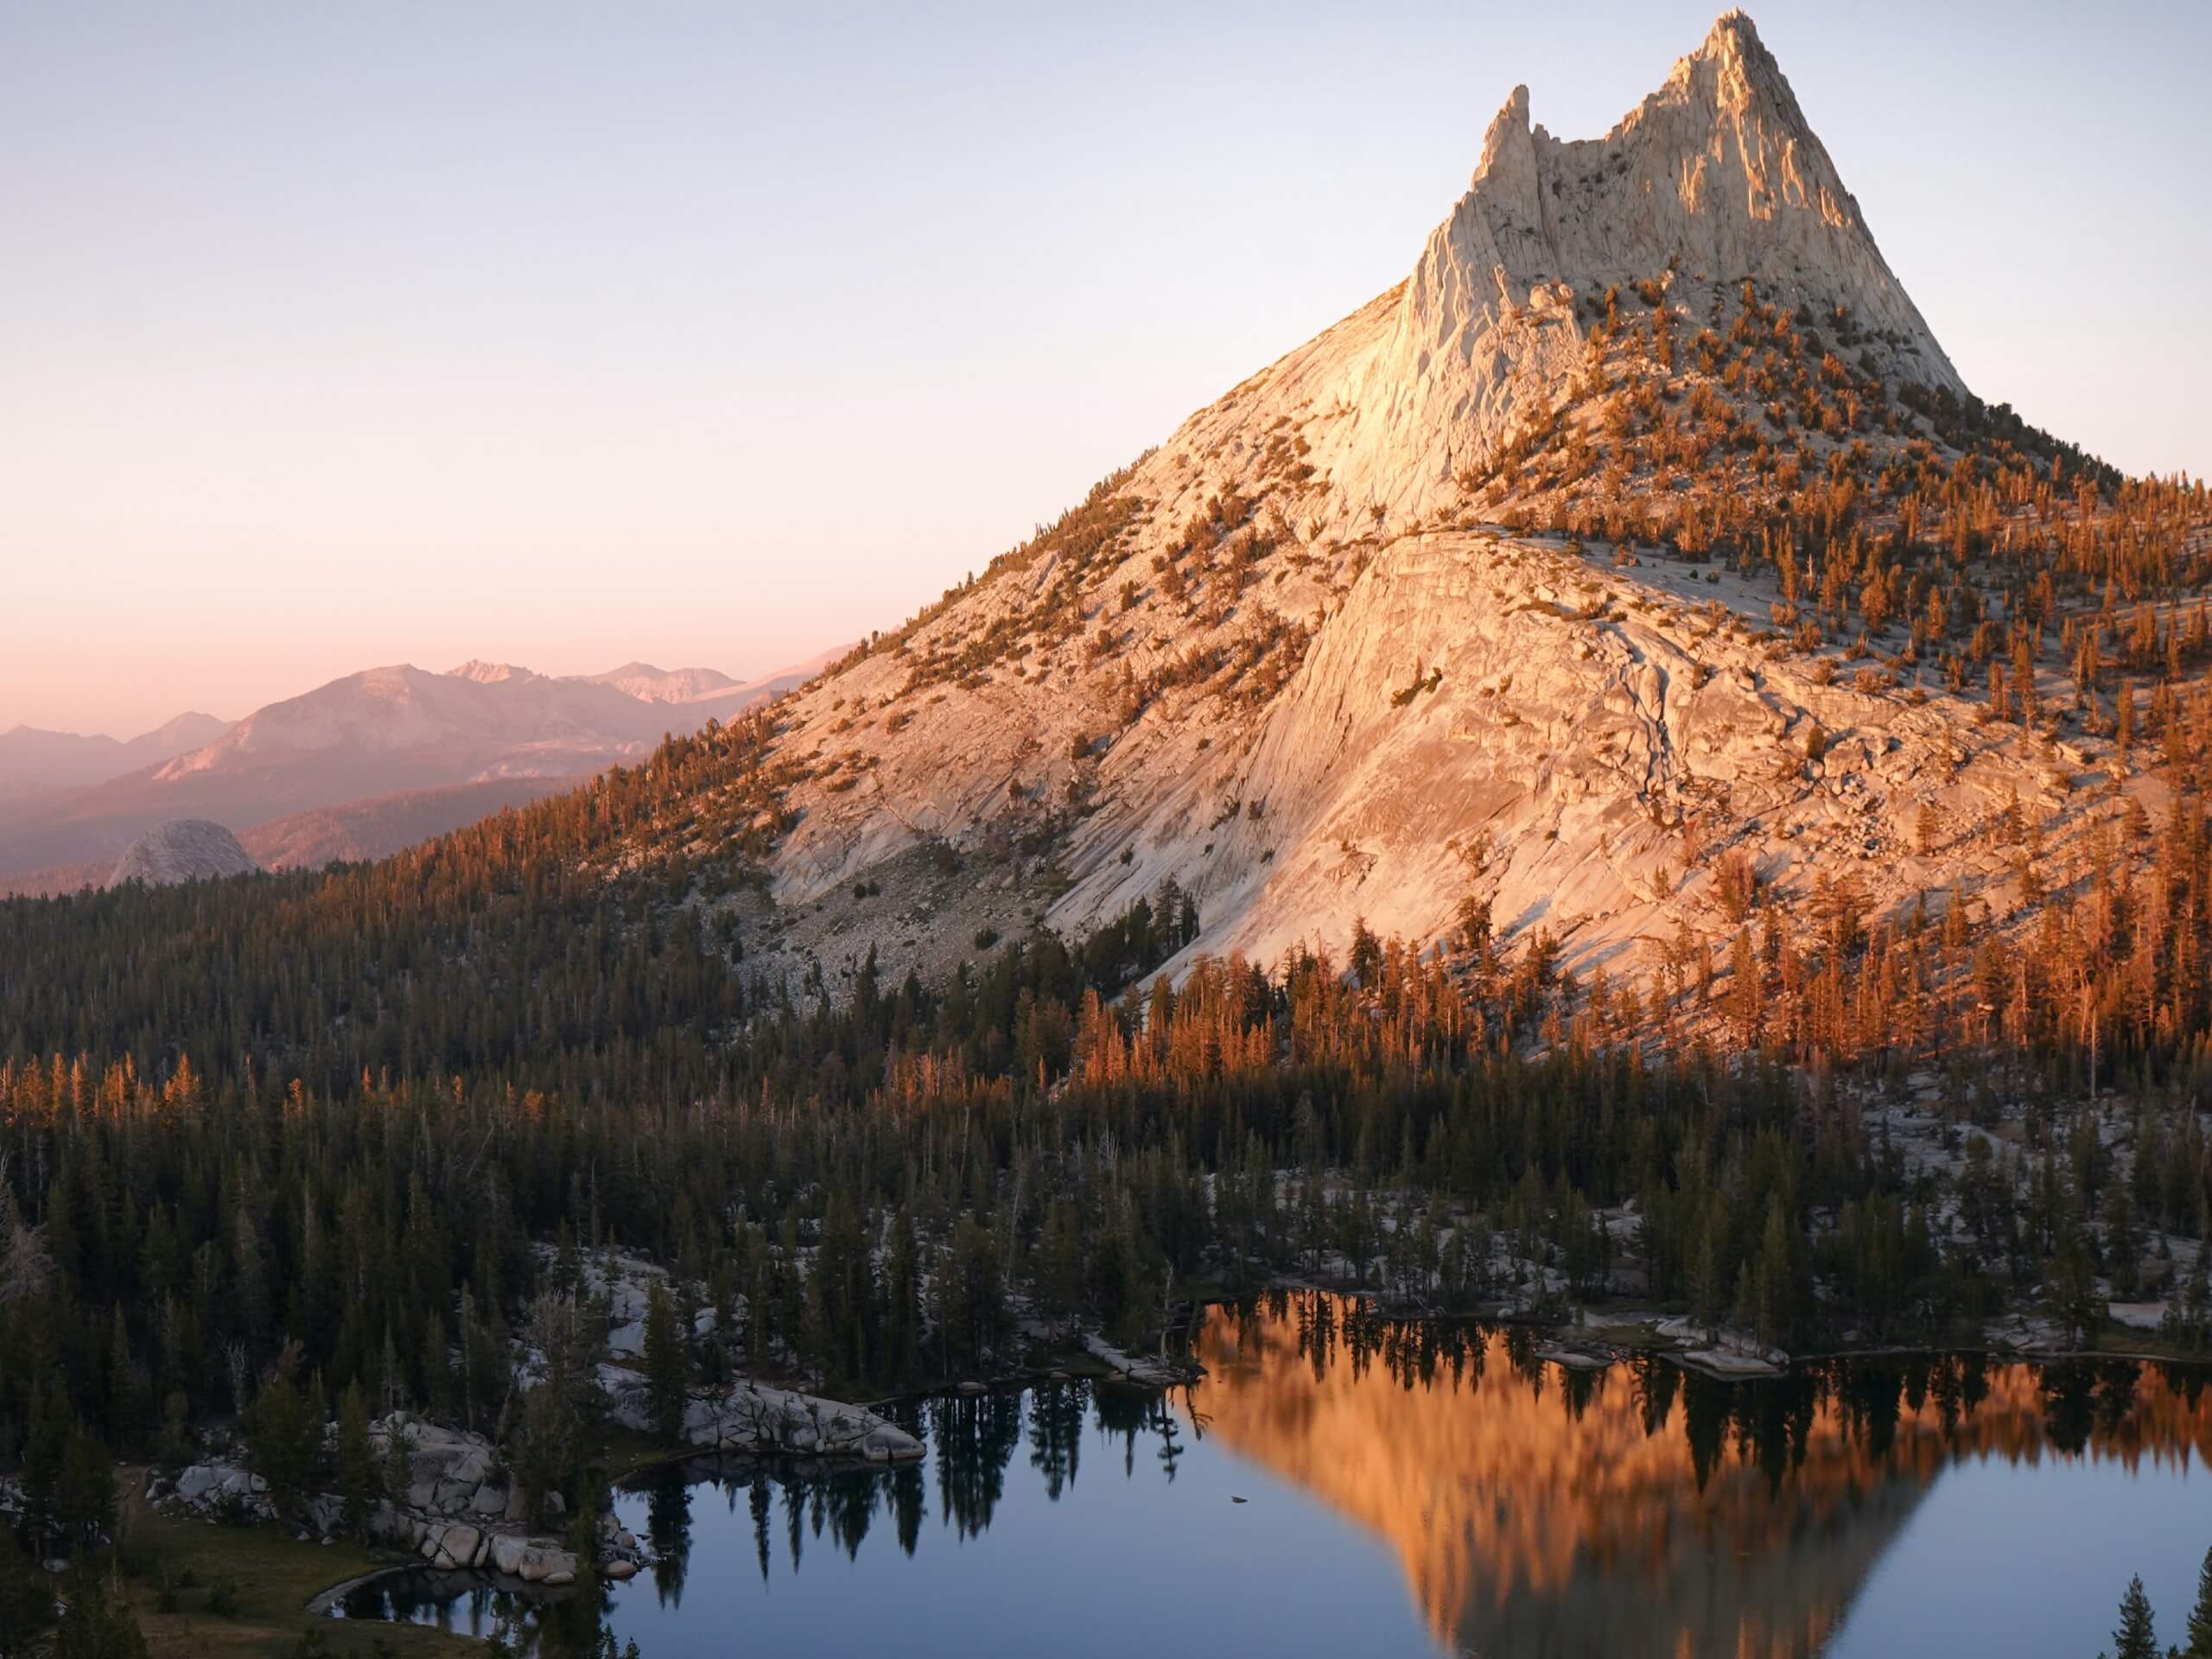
[0,648,836,880]
[566,11,2202,1018]
[574,662,742,703]
[0,711,231,798]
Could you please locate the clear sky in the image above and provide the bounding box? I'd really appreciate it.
[4,0,2206,736]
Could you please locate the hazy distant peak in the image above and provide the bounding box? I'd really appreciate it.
[130,711,230,750]
[437,658,747,704]
[0,711,233,798]
[575,663,741,703]
[445,659,535,684]
[0,637,839,880]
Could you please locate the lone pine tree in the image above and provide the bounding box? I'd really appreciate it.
[2187,1543,2212,1658]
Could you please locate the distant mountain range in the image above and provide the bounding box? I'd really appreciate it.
[0,712,232,799]
[574,662,747,704]
[0,649,841,891]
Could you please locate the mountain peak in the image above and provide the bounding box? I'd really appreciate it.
[575,663,741,703]
[1661,9,1806,132]
[1472,82,1533,186]
[658,10,2120,1006]
[446,659,534,684]
[1246,9,1967,532]
[1699,7,1763,59]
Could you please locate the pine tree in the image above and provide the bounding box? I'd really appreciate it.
[0,1524,54,1657]
[334,1379,379,1538]
[1729,928,1763,1050]
[377,1324,403,1419]
[384,1414,413,1508]
[2108,1573,2158,1659]
[1750,1195,1796,1350]
[1035,1200,1084,1340]
[642,1280,689,1443]
[105,1304,141,1455]
[243,1365,318,1517]
[1688,1198,1727,1338]
[50,1560,147,1659]
[881,1204,923,1386]
[54,1427,116,1551]
[2184,1543,2212,1658]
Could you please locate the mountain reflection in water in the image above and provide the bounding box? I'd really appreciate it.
[1189,1293,2211,1658]
[345,1291,2211,1659]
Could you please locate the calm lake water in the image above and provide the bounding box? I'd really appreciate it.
[340,1291,2212,1658]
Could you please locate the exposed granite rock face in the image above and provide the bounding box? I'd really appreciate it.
[599,1367,923,1462]
[745,495,2117,1021]
[566,1249,924,1462]
[105,817,258,887]
[639,12,2110,1017]
[1080,1332,1189,1389]
[155,1298,915,1606]
[154,1414,641,1589]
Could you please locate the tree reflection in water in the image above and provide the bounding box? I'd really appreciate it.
[340,1569,621,1658]
[341,1292,2212,1659]
[634,1378,1192,1570]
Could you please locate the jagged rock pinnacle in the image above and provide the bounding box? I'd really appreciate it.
[1473,83,1533,188]
[1276,7,1967,533]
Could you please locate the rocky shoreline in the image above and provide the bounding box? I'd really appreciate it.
[138,1240,2193,1628]
[154,1414,646,1594]
[602,1370,923,1462]
[155,1375,929,1608]
[130,1287,2202,1631]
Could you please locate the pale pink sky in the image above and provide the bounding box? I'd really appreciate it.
[4,1,2206,737]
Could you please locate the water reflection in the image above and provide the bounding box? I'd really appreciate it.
[630,1382,1186,1580]
[338,1380,1199,1656]
[338,1567,607,1655]
[1192,1291,2212,1659]
[341,1293,2211,1659]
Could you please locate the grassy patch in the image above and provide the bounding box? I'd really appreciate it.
[574,1421,680,1488]
[113,1469,479,1659]
[2084,1326,2212,1365]
[1575,1318,1677,1352]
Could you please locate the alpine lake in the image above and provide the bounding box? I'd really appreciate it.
[335,1291,2211,1658]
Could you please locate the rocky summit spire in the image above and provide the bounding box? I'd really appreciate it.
[1446,7,1954,360]
[1230,10,1965,536]
[1669,10,1796,112]
[1471,82,1534,190]
[1694,9,1770,67]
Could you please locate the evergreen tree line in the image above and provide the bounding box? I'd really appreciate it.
[3,900,2206,1482]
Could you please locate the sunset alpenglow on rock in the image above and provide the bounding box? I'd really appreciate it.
[1,7,2208,1658]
